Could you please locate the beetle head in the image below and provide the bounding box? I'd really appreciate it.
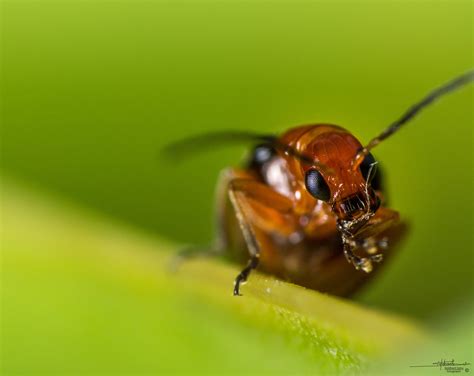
[302,130,381,222]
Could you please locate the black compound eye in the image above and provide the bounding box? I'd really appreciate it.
[359,152,377,181]
[249,144,275,168]
[305,169,331,201]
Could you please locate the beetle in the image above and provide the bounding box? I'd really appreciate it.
[166,70,473,296]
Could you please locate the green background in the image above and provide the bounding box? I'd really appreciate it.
[2,0,472,325]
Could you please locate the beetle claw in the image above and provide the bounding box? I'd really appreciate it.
[356,258,373,273]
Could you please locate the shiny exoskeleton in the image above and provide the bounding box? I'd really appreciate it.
[216,124,405,296]
[167,70,473,296]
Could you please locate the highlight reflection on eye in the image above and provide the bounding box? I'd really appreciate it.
[305,169,330,202]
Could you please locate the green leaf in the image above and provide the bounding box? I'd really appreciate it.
[1,180,429,375]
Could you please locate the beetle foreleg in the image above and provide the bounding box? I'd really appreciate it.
[227,177,296,296]
[233,254,260,296]
[338,207,400,273]
[228,183,261,296]
[342,236,383,273]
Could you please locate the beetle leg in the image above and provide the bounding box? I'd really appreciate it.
[360,236,389,255]
[353,207,400,239]
[229,187,260,296]
[227,177,296,296]
[213,168,258,253]
[342,236,383,273]
[341,207,400,273]
[233,255,260,296]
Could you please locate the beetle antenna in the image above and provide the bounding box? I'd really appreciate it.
[353,69,474,169]
[162,130,331,171]
[162,131,277,161]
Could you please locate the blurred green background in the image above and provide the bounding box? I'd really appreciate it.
[1,0,472,327]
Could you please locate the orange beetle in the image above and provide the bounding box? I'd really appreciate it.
[168,70,473,296]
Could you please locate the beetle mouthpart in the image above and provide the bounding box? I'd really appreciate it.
[355,253,383,273]
[357,258,373,273]
[341,195,366,214]
[335,193,369,221]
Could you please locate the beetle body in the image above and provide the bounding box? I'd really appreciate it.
[167,70,472,296]
[217,124,406,296]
